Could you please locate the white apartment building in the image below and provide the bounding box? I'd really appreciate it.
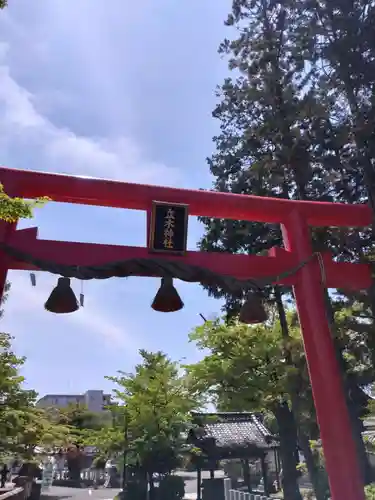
[36,389,111,413]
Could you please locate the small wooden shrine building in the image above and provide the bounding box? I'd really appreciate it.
[188,412,280,499]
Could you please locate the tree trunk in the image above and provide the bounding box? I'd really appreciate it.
[67,459,81,482]
[298,431,329,500]
[148,472,155,500]
[242,459,252,493]
[273,402,302,500]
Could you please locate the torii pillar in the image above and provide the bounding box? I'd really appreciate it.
[0,167,371,500]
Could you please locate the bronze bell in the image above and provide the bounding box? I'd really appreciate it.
[239,290,267,324]
[45,277,79,314]
[151,276,184,313]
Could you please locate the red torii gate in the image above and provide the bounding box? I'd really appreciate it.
[0,166,372,500]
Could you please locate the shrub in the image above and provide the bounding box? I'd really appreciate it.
[365,483,375,500]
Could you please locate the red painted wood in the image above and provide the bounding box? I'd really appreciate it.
[282,211,365,500]
[0,167,370,499]
[0,220,17,299]
[0,167,371,227]
[6,228,372,290]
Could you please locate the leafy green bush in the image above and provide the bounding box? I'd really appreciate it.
[365,483,375,500]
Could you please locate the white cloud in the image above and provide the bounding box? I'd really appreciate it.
[0,41,180,184]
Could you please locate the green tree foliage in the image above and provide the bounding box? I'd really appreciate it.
[85,404,126,459]
[56,403,109,435]
[187,316,309,500]
[188,311,375,499]
[302,0,375,472]
[47,403,110,480]
[0,332,70,461]
[0,184,48,223]
[0,248,67,460]
[365,483,375,500]
[103,350,200,496]
[188,307,375,498]
[298,0,375,347]
[187,317,302,410]
[198,0,375,493]
[199,0,334,315]
[300,0,375,214]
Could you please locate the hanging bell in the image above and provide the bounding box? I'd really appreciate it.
[151,276,184,312]
[239,290,267,324]
[45,277,79,314]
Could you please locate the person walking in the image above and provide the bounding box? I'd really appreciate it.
[92,456,106,490]
[54,449,65,480]
[104,459,117,488]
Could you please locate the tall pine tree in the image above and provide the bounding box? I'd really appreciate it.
[200,0,375,494]
[200,2,334,498]
[297,0,375,484]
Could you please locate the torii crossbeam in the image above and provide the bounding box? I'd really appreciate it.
[0,166,372,500]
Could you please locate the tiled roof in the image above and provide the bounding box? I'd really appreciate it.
[363,431,375,445]
[190,412,278,458]
[361,385,375,400]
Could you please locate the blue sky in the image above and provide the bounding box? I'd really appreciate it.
[0,0,231,398]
